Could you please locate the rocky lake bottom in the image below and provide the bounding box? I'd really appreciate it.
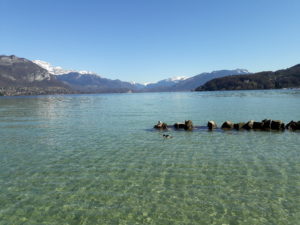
[0,90,299,224]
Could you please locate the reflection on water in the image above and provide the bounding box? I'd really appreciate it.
[0,90,299,224]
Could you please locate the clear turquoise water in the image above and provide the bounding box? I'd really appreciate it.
[0,90,299,225]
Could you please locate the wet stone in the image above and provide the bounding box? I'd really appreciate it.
[221,121,234,129]
[207,120,217,129]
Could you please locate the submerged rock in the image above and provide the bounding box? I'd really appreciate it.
[221,121,234,129]
[154,119,297,132]
[174,122,185,129]
[253,122,263,129]
[154,121,168,129]
[174,120,193,130]
[184,120,193,130]
[286,120,300,130]
[271,120,285,130]
[243,120,255,130]
[234,122,245,130]
[286,121,294,130]
[207,120,217,129]
[262,119,272,130]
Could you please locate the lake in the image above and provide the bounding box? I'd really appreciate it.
[0,90,299,224]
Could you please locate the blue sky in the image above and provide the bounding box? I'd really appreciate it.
[1,0,300,83]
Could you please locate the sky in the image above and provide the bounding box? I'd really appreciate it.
[1,0,300,83]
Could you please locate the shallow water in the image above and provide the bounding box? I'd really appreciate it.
[0,90,299,224]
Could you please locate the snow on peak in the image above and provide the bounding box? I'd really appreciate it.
[32,60,96,76]
[139,76,189,87]
[33,60,71,75]
[235,69,249,74]
[78,70,94,75]
[165,76,189,82]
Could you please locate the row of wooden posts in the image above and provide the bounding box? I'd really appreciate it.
[154,119,300,131]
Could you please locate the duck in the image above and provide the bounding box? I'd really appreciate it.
[163,134,173,139]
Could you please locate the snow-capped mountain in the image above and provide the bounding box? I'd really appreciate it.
[164,76,189,82]
[32,60,95,76]
[140,69,250,92]
[168,69,250,91]
[32,59,250,93]
[0,55,72,95]
[144,76,189,90]
[232,69,249,74]
[32,59,139,93]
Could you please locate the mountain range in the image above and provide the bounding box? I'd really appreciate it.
[160,69,249,92]
[0,55,250,96]
[0,55,72,96]
[196,64,300,91]
[33,58,249,93]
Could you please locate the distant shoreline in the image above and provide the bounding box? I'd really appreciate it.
[1,88,300,97]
